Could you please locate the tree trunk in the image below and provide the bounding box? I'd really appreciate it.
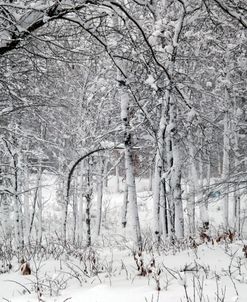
[96,157,104,236]
[37,172,43,246]
[121,182,128,228]
[116,163,120,193]
[77,172,84,245]
[85,158,93,247]
[222,109,230,229]
[169,99,184,239]
[120,84,142,249]
[29,165,42,243]
[198,150,209,230]
[165,132,174,238]
[23,167,30,245]
[72,177,78,245]
[160,180,168,237]
[152,98,166,242]
[188,129,196,235]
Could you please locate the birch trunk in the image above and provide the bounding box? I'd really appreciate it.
[72,178,78,244]
[1,194,10,240]
[120,84,142,249]
[29,165,42,243]
[96,157,104,236]
[37,177,43,246]
[169,99,184,239]
[198,151,209,229]
[116,163,120,193]
[148,165,153,191]
[233,101,240,234]
[85,158,93,247]
[188,129,196,235]
[165,133,174,238]
[77,172,84,245]
[23,168,30,245]
[172,141,184,239]
[13,153,24,250]
[0,160,11,240]
[103,157,109,188]
[153,97,166,242]
[121,182,128,228]
[160,180,168,236]
[222,109,230,229]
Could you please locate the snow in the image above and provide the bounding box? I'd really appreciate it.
[1,176,247,301]
[2,241,247,302]
[120,92,129,120]
[145,75,158,91]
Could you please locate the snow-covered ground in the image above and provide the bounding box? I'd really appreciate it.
[1,242,247,302]
[1,175,247,302]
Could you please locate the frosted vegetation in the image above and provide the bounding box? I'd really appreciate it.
[0,0,246,301]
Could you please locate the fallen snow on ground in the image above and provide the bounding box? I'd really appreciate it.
[1,175,247,301]
[1,242,247,302]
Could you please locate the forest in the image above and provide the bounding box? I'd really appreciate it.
[0,0,247,301]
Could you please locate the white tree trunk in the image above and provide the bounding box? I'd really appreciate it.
[120,85,142,249]
[222,109,230,229]
[165,133,173,238]
[169,99,184,239]
[13,154,24,250]
[233,101,240,234]
[37,177,43,246]
[172,144,184,239]
[72,178,78,244]
[23,168,30,245]
[116,163,120,193]
[121,182,128,228]
[77,174,84,245]
[160,180,168,236]
[29,165,42,243]
[1,194,10,240]
[152,97,166,242]
[85,158,93,247]
[188,130,196,235]
[96,157,104,236]
[148,165,153,191]
[103,157,109,188]
[198,151,209,229]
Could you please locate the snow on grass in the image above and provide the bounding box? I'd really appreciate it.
[1,241,247,302]
[2,175,247,301]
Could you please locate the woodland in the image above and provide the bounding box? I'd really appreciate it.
[0,1,247,301]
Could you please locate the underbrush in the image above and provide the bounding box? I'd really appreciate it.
[1,232,247,302]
